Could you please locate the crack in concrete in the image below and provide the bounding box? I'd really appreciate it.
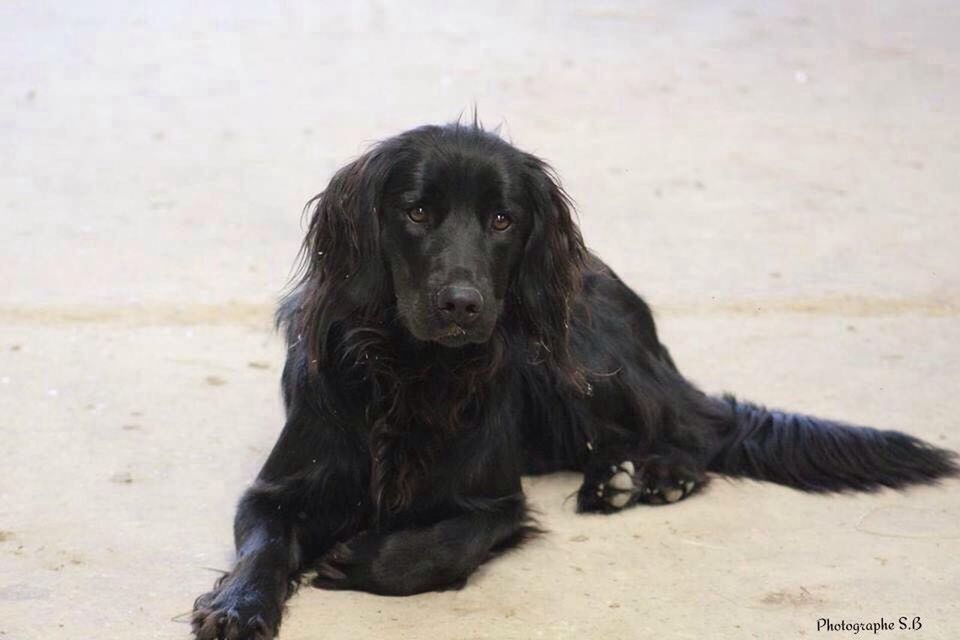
[0,295,957,327]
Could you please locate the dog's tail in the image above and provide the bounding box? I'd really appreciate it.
[707,395,958,492]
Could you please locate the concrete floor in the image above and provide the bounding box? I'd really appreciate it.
[2,1,959,638]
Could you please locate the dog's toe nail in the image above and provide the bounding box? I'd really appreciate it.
[317,563,346,580]
[608,471,633,491]
[683,480,695,494]
[246,614,269,635]
[330,542,353,561]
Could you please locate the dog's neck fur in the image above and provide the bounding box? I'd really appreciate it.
[346,315,508,520]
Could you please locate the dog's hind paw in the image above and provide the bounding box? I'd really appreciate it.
[578,459,639,512]
[577,453,703,513]
[634,455,702,506]
[601,460,639,509]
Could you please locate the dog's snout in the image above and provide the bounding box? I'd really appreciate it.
[436,286,483,326]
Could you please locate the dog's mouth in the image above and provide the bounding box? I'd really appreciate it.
[396,299,495,347]
[434,324,468,346]
[438,324,466,338]
[433,324,486,348]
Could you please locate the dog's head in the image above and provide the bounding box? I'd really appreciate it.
[293,123,585,375]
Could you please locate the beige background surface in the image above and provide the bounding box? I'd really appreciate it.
[2,1,959,638]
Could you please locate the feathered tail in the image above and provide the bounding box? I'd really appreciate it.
[708,395,958,491]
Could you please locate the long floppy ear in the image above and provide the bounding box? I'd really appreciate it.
[514,154,588,389]
[282,144,402,372]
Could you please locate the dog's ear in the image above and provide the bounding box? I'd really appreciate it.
[287,144,402,371]
[514,154,587,389]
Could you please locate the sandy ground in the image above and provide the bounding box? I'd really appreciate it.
[2,1,959,638]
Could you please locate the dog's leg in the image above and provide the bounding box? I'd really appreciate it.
[192,402,364,639]
[576,445,707,513]
[313,495,531,596]
[192,489,303,640]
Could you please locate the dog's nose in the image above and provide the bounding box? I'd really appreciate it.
[436,286,483,326]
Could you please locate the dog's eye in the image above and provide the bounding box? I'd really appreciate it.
[492,212,513,231]
[407,207,428,224]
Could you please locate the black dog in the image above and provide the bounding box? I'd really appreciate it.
[192,122,957,639]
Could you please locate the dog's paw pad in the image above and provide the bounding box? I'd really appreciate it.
[661,486,684,503]
[607,491,631,508]
[608,470,634,491]
[599,461,639,510]
[637,466,700,505]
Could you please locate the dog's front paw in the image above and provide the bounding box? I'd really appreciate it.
[192,578,278,640]
[312,531,381,592]
[313,529,464,596]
